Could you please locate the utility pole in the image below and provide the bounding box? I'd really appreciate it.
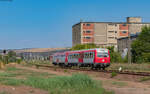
[128,23,132,64]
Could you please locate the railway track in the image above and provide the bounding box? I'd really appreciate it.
[34,64,150,76]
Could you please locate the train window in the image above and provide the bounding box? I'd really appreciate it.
[72,54,74,58]
[90,53,92,58]
[84,53,86,58]
[70,55,71,59]
[91,53,93,58]
[77,54,79,58]
[87,53,89,58]
[97,53,109,58]
[85,53,88,58]
[88,53,90,58]
[89,53,91,58]
[86,53,87,58]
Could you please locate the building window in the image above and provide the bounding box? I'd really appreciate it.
[108,37,114,39]
[122,31,127,34]
[108,31,114,33]
[86,24,91,26]
[84,37,91,39]
[86,31,91,33]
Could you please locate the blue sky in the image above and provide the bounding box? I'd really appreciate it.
[0,0,150,49]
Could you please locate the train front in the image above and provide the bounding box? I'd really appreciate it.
[94,49,110,68]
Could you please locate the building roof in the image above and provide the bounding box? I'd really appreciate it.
[72,21,150,27]
[117,33,139,40]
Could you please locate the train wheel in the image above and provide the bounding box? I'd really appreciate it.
[78,64,82,68]
[91,65,95,70]
[102,67,105,70]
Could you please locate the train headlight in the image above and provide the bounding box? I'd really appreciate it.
[102,59,105,62]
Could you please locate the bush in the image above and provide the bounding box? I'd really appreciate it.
[71,43,98,51]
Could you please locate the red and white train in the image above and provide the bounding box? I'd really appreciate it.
[51,48,110,69]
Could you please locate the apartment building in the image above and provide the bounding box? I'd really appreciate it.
[72,17,150,47]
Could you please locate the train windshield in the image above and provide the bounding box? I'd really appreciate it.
[97,52,109,57]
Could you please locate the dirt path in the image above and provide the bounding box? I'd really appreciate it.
[15,65,150,94]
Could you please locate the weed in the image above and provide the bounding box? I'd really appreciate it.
[0,91,10,94]
[0,66,113,94]
[64,69,67,73]
[35,65,39,69]
[54,68,57,71]
[6,67,22,71]
[111,72,117,78]
[24,73,113,94]
[0,72,19,77]
[29,90,35,93]
[139,76,150,82]
[108,63,150,72]
[112,81,127,87]
[29,72,55,77]
[0,78,23,86]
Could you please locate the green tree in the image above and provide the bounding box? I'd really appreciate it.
[131,26,150,63]
[71,43,98,50]
[8,51,16,58]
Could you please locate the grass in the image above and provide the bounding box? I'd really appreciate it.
[0,78,23,86]
[23,74,107,94]
[64,69,68,73]
[0,91,10,94]
[6,67,23,71]
[111,72,117,78]
[3,66,55,78]
[112,81,127,87]
[0,66,114,94]
[0,74,113,94]
[139,76,150,82]
[108,63,150,72]
[24,60,51,66]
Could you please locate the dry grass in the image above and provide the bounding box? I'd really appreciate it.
[0,66,114,94]
[108,63,150,72]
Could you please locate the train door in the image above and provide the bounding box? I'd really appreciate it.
[83,51,94,63]
[78,52,83,63]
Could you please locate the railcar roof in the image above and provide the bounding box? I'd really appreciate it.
[66,48,108,53]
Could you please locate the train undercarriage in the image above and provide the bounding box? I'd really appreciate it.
[52,62,110,70]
